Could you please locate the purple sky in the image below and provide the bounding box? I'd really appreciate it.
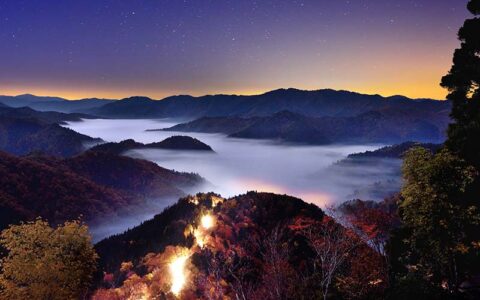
[0,0,470,99]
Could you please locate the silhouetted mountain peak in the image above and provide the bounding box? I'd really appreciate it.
[117,139,140,146]
[149,135,214,151]
[162,95,196,101]
[89,136,214,154]
[263,87,303,95]
[120,96,154,102]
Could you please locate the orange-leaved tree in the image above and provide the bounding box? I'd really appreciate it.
[0,219,98,300]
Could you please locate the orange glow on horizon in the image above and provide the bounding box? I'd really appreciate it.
[0,84,448,101]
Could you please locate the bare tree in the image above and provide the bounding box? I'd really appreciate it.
[226,258,254,300]
[303,217,360,300]
[204,253,227,300]
[259,226,295,300]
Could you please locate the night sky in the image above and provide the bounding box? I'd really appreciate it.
[0,0,470,100]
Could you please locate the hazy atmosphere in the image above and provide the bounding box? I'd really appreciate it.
[65,119,399,207]
[1,1,478,298]
[0,0,468,99]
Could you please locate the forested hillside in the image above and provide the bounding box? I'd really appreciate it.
[0,151,204,230]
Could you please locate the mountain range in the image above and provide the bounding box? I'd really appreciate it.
[0,101,208,237]
[86,88,450,120]
[2,89,450,119]
[0,104,94,123]
[164,109,448,144]
[0,88,452,145]
[0,94,115,113]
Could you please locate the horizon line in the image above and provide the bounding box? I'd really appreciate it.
[0,87,446,102]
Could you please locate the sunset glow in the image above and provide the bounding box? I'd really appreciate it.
[0,1,469,100]
[2,0,478,298]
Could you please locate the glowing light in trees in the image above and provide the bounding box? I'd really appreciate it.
[201,214,214,230]
[194,229,205,248]
[211,196,224,207]
[168,212,216,295]
[169,254,189,296]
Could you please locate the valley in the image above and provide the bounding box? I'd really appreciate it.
[1,0,478,297]
[65,118,398,208]
[0,90,448,241]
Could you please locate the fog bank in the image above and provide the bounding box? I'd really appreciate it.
[65,118,401,238]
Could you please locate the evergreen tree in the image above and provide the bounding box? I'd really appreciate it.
[441,0,480,169]
[399,148,479,291]
[389,3,480,297]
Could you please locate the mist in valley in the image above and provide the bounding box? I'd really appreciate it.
[65,119,402,239]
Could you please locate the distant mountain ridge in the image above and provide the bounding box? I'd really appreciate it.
[330,142,442,201]
[0,104,94,123]
[164,109,448,144]
[346,141,442,160]
[87,88,450,120]
[0,94,65,106]
[0,94,115,113]
[1,89,450,121]
[1,89,451,145]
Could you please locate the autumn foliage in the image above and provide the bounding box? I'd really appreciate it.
[0,150,203,231]
[93,192,387,299]
[0,219,98,300]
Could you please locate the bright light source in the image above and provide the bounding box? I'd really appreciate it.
[194,229,205,248]
[169,254,189,296]
[211,196,224,207]
[201,214,214,230]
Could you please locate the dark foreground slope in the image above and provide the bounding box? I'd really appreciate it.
[0,151,126,229]
[0,151,204,231]
[96,192,325,272]
[63,151,203,197]
[94,192,388,299]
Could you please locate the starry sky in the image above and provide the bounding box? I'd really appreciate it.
[0,0,470,100]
